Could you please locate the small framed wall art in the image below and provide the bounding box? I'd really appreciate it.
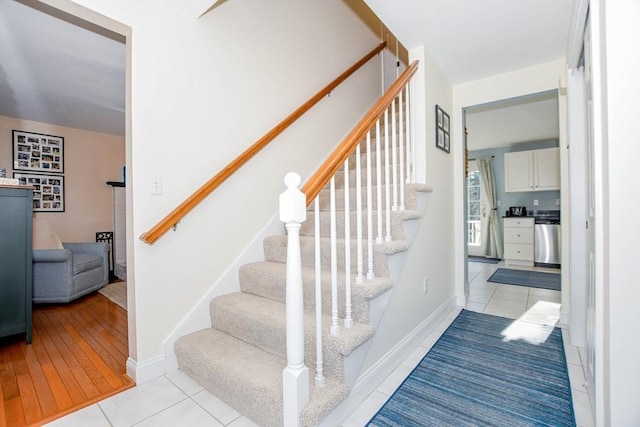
[435,105,450,153]
[13,172,65,212]
[13,130,64,173]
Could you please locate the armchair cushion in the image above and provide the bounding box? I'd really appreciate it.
[73,253,104,274]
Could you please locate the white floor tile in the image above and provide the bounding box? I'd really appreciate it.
[469,280,499,291]
[467,290,494,304]
[568,363,588,393]
[347,391,388,425]
[519,301,561,326]
[494,284,530,296]
[227,416,260,427]
[564,344,582,366]
[191,389,241,425]
[482,304,527,320]
[99,376,187,427]
[45,404,111,427]
[341,416,364,427]
[464,301,487,313]
[400,345,427,369]
[572,389,595,427]
[134,398,223,427]
[529,287,561,297]
[419,332,441,351]
[578,346,588,366]
[377,364,413,395]
[165,369,204,396]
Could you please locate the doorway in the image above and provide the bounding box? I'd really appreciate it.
[466,159,490,257]
[0,1,134,424]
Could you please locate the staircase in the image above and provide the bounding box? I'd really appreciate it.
[175,63,427,426]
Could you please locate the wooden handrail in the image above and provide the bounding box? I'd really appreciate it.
[140,42,387,244]
[301,60,419,205]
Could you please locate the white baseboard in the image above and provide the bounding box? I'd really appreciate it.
[319,296,459,426]
[126,354,165,385]
[163,214,283,372]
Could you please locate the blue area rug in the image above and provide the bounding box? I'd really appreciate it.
[367,310,575,426]
[468,256,500,264]
[487,268,561,291]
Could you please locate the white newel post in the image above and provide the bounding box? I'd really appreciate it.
[280,172,309,427]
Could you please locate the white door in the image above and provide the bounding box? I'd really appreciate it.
[583,14,597,403]
[467,160,490,257]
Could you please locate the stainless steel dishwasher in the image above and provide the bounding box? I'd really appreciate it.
[534,210,561,266]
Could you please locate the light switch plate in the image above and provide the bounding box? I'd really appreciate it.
[150,176,163,195]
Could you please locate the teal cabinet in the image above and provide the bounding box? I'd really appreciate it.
[0,185,33,343]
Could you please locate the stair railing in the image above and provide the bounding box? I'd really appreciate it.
[139,42,386,245]
[280,60,419,426]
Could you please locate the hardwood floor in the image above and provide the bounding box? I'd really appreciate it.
[0,291,133,427]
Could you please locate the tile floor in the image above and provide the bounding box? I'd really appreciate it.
[47,261,594,427]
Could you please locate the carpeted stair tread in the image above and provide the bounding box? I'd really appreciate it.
[239,261,393,323]
[302,379,350,427]
[316,183,431,211]
[175,329,351,427]
[300,209,422,241]
[263,235,408,277]
[240,261,393,300]
[210,292,375,380]
[175,328,285,427]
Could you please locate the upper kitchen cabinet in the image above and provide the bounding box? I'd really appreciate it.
[504,147,560,192]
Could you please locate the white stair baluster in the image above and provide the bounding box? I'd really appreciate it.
[330,177,339,336]
[355,143,364,284]
[366,131,375,280]
[375,118,383,244]
[391,96,398,211]
[406,83,414,183]
[384,107,392,242]
[343,160,353,328]
[313,199,325,387]
[398,90,406,211]
[280,172,309,427]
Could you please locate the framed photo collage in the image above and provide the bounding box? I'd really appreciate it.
[12,130,65,212]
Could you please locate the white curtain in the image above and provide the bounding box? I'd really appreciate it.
[478,157,503,258]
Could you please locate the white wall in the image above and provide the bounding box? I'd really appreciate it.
[69,0,383,378]
[361,46,455,371]
[452,60,565,301]
[594,1,640,424]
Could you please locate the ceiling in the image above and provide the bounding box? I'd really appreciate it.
[365,0,574,150]
[465,92,560,150]
[0,0,574,143]
[0,0,126,136]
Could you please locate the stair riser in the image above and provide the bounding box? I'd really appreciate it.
[210,299,354,382]
[333,163,411,188]
[316,184,420,211]
[264,236,391,278]
[347,148,410,170]
[238,265,372,324]
[300,210,406,241]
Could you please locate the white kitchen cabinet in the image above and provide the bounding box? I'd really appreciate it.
[503,217,535,266]
[504,147,560,192]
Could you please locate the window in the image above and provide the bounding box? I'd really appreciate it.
[467,170,481,246]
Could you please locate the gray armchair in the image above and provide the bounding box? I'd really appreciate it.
[33,242,109,303]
